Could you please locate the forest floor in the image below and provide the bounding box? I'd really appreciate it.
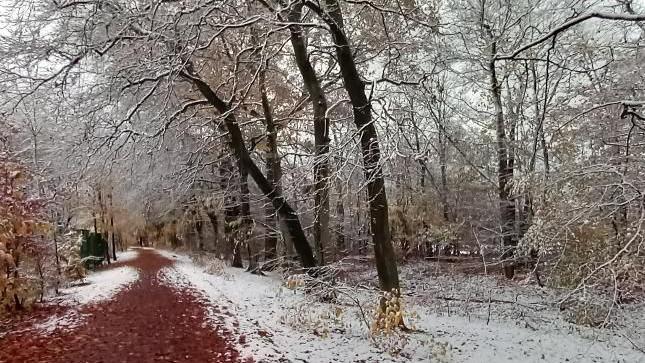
[2,248,644,363]
[0,248,245,363]
[157,251,645,363]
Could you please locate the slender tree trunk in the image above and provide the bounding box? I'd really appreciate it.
[438,127,450,222]
[259,65,280,263]
[206,210,219,252]
[306,0,399,291]
[409,99,426,191]
[287,3,330,266]
[108,193,116,261]
[52,219,61,294]
[488,43,516,279]
[335,176,345,257]
[219,155,237,263]
[238,159,256,272]
[195,213,204,251]
[98,189,110,265]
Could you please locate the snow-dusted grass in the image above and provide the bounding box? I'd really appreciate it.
[54,265,139,306]
[157,251,399,362]
[156,250,645,363]
[29,264,141,335]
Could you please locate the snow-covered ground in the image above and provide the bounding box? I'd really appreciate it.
[157,250,645,363]
[114,248,140,264]
[31,252,141,335]
[54,265,139,306]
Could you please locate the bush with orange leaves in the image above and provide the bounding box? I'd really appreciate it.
[0,153,46,314]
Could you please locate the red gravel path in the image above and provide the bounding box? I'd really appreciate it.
[0,249,245,363]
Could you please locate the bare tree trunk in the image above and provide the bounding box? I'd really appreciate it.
[108,192,117,261]
[306,0,400,291]
[97,189,111,265]
[169,220,179,249]
[335,176,345,257]
[206,210,219,252]
[52,219,61,294]
[239,159,257,272]
[219,155,237,263]
[195,210,204,251]
[287,3,331,266]
[438,126,450,222]
[259,65,280,263]
[487,38,516,279]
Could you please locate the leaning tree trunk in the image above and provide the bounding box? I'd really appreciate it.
[180,65,317,270]
[306,0,400,291]
[287,3,331,266]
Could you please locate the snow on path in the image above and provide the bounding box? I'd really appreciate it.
[157,249,645,363]
[1,248,242,363]
[1,251,141,339]
[114,248,140,264]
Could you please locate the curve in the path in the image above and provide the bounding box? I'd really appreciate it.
[0,249,245,363]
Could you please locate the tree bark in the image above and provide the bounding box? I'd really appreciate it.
[206,210,219,252]
[259,65,280,263]
[195,209,204,251]
[97,189,110,265]
[239,161,256,271]
[287,3,331,266]
[487,38,517,279]
[305,0,400,291]
[335,175,345,257]
[108,192,117,261]
[436,109,450,222]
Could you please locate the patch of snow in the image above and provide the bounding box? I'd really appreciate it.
[14,264,140,337]
[156,252,440,362]
[156,248,186,261]
[114,248,140,263]
[54,266,139,306]
[33,310,85,335]
[156,250,645,363]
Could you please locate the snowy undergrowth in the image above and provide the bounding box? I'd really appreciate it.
[156,250,419,362]
[32,263,140,335]
[157,250,645,362]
